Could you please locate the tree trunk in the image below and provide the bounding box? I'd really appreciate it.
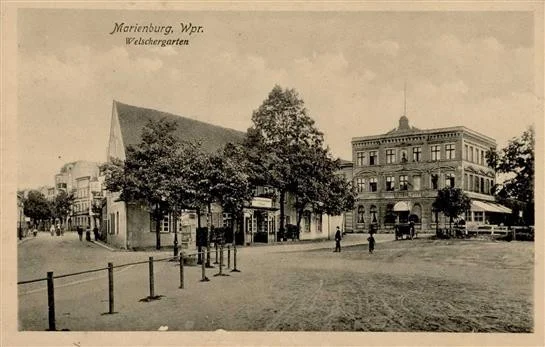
[155,211,161,250]
[279,190,286,240]
[296,208,304,240]
[173,209,179,256]
[206,203,211,267]
[197,207,202,264]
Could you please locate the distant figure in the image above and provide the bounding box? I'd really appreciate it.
[367,232,375,254]
[55,224,61,236]
[77,226,83,241]
[334,226,342,252]
[50,224,55,237]
[85,225,91,241]
[93,226,99,241]
[32,226,38,237]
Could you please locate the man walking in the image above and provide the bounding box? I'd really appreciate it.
[367,232,375,254]
[77,226,83,241]
[334,226,342,252]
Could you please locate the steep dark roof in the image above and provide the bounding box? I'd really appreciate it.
[115,101,245,153]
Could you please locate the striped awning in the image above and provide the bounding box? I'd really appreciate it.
[471,201,512,214]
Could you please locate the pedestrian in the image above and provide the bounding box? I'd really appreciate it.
[367,232,375,254]
[32,226,38,237]
[77,225,83,241]
[334,226,342,252]
[50,224,55,237]
[85,225,91,242]
[56,224,61,236]
[93,226,99,241]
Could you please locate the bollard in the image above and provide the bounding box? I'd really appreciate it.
[227,245,231,269]
[108,262,115,314]
[231,245,240,272]
[214,243,219,264]
[179,253,184,289]
[200,251,209,282]
[149,257,155,298]
[47,271,56,331]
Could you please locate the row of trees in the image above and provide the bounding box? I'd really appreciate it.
[22,190,75,229]
[102,85,356,252]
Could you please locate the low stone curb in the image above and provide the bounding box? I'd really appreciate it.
[90,240,118,252]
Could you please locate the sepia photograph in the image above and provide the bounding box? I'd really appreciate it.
[1,1,543,346]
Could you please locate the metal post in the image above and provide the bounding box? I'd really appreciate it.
[108,263,114,314]
[214,242,219,264]
[149,257,155,298]
[231,245,240,272]
[200,251,209,282]
[227,245,231,269]
[47,272,56,331]
[179,253,184,289]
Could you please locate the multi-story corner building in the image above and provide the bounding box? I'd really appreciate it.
[344,116,510,233]
[54,161,100,229]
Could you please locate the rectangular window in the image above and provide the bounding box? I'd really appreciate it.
[316,214,322,232]
[430,173,439,190]
[469,174,474,191]
[475,175,480,193]
[431,145,441,161]
[413,176,421,191]
[469,146,474,162]
[386,149,395,164]
[385,176,395,191]
[303,212,311,233]
[445,173,455,188]
[480,177,485,194]
[355,178,366,193]
[474,211,484,223]
[369,151,377,165]
[369,178,378,192]
[445,144,455,160]
[399,175,408,191]
[481,150,485,165]
[356,152,366,166]
[464,173,469,190]
[464,144,468,160]
[412,147,422,162]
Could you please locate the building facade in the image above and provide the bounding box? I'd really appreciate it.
[104,100,341,250]
[345,116,508,233]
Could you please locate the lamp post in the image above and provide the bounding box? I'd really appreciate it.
[173,209,179,257]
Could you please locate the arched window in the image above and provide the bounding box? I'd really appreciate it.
[370,205,378,223]
[410,203,422,223]
[384,203,396,224]
[357,205,365,224]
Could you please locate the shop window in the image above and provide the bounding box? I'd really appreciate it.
[303,212,311,233]
[369,178,378,192]
[385,176,395,191]
[412,147,422,162]
[315,214,322,232]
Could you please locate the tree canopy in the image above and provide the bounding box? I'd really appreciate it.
[486,126,534,224]
[432,187,472,229]
[52,190,75,225]
[23,190,52,227]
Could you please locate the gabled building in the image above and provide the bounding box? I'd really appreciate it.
[104,100,342,250]
[105,101,245,249]
[345,116,511,233]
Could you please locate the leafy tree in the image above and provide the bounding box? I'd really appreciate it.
[212,143,254,245]
[486,126,534,225]
[102,119,180,250]
[245,85,326,239]
[52,190,75,228]
[23,190,52,229]
[432,187,472,233]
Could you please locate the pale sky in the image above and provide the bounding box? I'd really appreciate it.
[17,9,538,189]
